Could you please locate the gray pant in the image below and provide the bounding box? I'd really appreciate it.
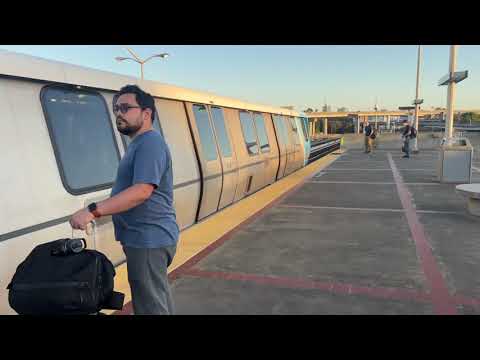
[403,136,410,156]
[123,245,177,315]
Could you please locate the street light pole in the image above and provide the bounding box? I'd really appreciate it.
[412,45,422,153]
[414,45,422,132]
[437,45,467,140]
[446,45,457,140]
[115,47,169,81]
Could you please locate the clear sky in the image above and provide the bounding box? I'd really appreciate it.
[1,45,478,112]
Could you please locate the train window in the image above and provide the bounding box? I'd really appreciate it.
[210,107,232,158]
[273,115,289,146]
[41,86,120,194]
[294,117,303,140]
[253,113,270,153]
[193,104,218,161]
[239,111,259,155]
[121,110,162,148]
[299,117,309,141]
[289,117,299,145]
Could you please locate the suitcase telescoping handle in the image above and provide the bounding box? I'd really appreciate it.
[71,220,97,250]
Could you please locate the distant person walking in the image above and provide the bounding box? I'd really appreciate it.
[364,121,373,153]
[401,120,414,158]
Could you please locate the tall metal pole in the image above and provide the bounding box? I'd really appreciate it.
[446,45,457,139]
[412,45,422,153]
[414,45,422,131]
[140,63,144,80]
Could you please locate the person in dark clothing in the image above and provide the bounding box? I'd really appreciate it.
[364,121,373,153]
[402,121,412,158]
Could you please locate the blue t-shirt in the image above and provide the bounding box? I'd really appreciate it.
[111,130,179,248]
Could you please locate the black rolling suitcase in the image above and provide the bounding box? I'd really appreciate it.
[7,229,124,315]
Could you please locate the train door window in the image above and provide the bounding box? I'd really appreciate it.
[41,85,120,195]
[239,111,259,155]
[253,113,270,153]
[289,117,299,144]
[273,115,289,145]
[210,106,232,157]
[295,117,304,140]
[300,117,309,141]
[121,110,162,148]
[193,104,218,161]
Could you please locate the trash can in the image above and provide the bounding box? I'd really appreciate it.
[437,137,474,183]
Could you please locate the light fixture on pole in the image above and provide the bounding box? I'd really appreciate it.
[438,45,468,140]
[115,47,169,80]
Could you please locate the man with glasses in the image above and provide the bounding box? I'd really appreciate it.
[70,84,179,315]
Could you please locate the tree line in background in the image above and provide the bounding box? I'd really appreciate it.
[303,106,388,113]
[304,106,347,113]
[303,107,480,124]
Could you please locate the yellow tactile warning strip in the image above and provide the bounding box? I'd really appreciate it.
[107,149,345,315]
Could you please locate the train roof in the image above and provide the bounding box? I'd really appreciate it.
[0,49,300,117]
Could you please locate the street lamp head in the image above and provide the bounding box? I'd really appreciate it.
[152,53,169,59]
[115,57,129,61]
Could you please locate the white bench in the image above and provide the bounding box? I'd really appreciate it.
[456,184,480,216]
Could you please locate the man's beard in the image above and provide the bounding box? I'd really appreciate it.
[117,118,142,136]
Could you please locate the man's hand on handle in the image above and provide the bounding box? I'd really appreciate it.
[70,209,95,231]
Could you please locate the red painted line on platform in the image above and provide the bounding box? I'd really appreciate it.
[181,269,433,304]
[280,204,463,215]
[387,152,458,315]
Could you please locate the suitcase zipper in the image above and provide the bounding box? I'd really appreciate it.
[10,281,90,290]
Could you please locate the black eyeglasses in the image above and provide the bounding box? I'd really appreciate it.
[113,103,142,114]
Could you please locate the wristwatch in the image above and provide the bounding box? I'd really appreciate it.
[87,202,101,218]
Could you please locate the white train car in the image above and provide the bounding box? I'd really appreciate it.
[0,50,335,314]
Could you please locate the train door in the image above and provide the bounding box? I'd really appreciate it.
[209,106,238,210]
[154,99,200,231]
[238,110,264,194]
[281,116,295,176]
[294,116,307,167]
[289,116,304,170]
[297,116,311,166]
[272,114,288,179]
[187,103,222,221]
[252,112,273,186]
[261,113,280,185]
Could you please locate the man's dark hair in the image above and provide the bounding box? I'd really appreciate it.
[113,84,156,123]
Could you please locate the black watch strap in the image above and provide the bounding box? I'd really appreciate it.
[88,203,101,218]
